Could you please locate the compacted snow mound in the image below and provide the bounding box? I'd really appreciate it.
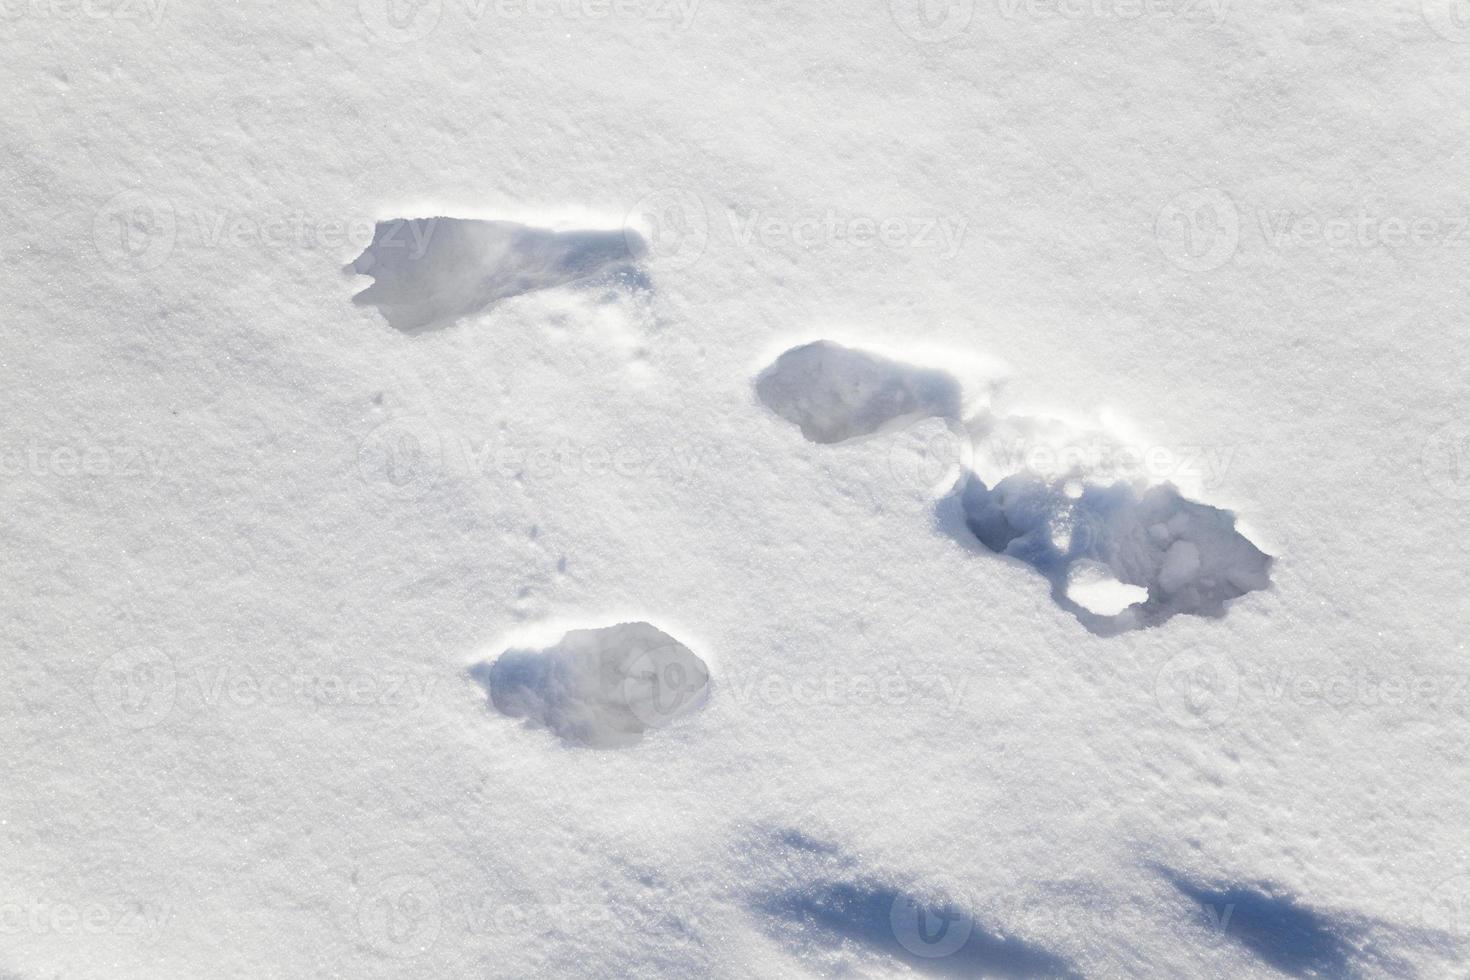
[470,622,710,748]
[755,340,964,444]
[347,217,647,332]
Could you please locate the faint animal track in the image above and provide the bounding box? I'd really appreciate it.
[754,340,964,444]
[347,217,648,332]
[469,622,709,748]
[754,341,1273,635]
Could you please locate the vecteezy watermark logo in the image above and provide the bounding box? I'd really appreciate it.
[1155,650,1240,729]
[463,0,700,27]
[626,188,709,270]
[621,645,708,730]
[0,444,167,484]
[98,200,379,265]
[0,898,172,943]
[358,874,441,958]
[890,894,974,958]
[996,0,1229,23]
[974,438,1239,490]
[360,0,698,39]
[1420,422,1470,501]
[889,0,975,42]
[190,665,439,715]
[1240,668,1470,712]
[886,417,974,504]
[725,209,969,259]
[460,891,695,937]
[0,0,169,26]
[722,666,970,716]
[1423,0,1470,41]
[359,0,443,41]
[357,421,710,498]
[1195,898,1237,946]
[358,417,445,500]
[177,210,380,254]
[94,191,176,271]
[1422,874,1470,934]
[1255,202,1470,250]
[92,648,177,730]
[1156,188,1239,272]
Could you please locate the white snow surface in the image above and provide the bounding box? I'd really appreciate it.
[3,1,1470,977]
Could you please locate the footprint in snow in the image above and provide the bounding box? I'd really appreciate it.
[469,621,710,749]
[754,339,1273,635]
[346,217,648,333]
[754,339,964,444]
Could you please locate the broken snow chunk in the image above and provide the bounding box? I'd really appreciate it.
[1158,540,1202,593]
[1067,560,1150,616]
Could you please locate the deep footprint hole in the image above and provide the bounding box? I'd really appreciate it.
[959,475,1272,635]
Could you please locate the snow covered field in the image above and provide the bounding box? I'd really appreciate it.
[3,0,1469,976]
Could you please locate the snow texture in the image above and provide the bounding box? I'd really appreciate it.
[5,1,1470,978]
